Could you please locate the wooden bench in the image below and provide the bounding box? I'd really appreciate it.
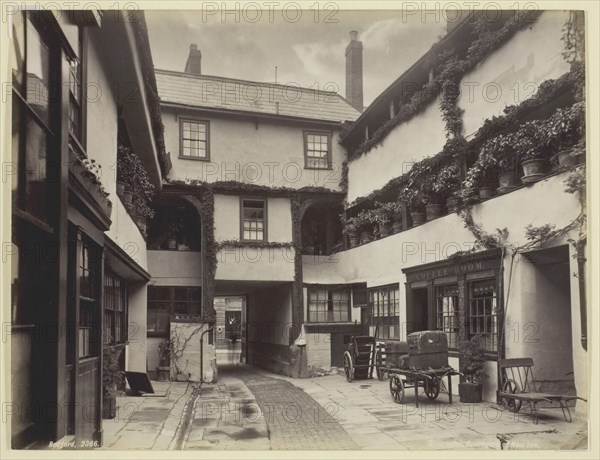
[498,358,586,424]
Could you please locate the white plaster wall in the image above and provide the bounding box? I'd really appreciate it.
[347,101,446,203]
[214,194,292,242]
[125,283,147,373]
[147,250,202,286]
[305,332,331,371]
[162,109,345,190]
[303,174,583,400]
[459,11,571,137]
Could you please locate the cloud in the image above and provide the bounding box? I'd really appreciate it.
[360,19,404,54]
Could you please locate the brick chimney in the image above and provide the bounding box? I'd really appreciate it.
[345,30,363,111]
[185,44,202,75]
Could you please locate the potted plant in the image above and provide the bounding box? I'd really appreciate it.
[103,342,124,419]
[545,102,585,168]
[157,338,172,381]
[342,215,360,248]
[392,202,403,233]
[518,119,550,184]
[480,133,521,194]
[356,209,375,244]
[458,335,486,403]
[434,162,461,216]
[373,202,398,238]
[400,186,425,226]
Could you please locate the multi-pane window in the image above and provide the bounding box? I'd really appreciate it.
[64,24,83,142]
[241,199,266,241]
[304,132,330,169]
[147,286,202,335]
[180,119,209,159]
[79,241,98,358]
[12,14,54,224]
[468,279,498,351]
[308,287,351,322]
[369,285,400,340]
[436,284,459,348]
[104,271,128,344]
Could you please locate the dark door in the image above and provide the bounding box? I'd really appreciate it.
[409,288,429,334]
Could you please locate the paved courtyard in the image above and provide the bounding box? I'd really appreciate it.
[103,364,587,451]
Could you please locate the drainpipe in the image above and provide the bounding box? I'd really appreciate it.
[199,326,214,383]
[577,239,587,351]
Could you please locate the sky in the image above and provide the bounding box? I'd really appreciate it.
[145,9,446,106]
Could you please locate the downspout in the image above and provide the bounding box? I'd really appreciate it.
[199,326,214,383]
[577,238,587,351]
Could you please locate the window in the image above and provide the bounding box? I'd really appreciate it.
[147,286,202,335]
[304,131,331,169]
[368,285,400,340]
[79,240,100,358]
[467,279,498,352]
[63,22,83,143]
[12,13,56,224]
[104,271,128,344]
[241,198,267,241]
[436,284,459,348]
[308,287,351,322]
[180,119,209,159]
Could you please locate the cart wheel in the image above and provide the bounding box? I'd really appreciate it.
[343,351,354,383]
[424,378,440,400]
[389,374,405,404]
[375,350,385,381]
[502,379,522,413]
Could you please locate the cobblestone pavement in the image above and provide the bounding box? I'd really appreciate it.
[183,364,358,450]
[182,364,587,451]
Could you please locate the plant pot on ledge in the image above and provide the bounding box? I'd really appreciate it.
[425,203,442,221]
[479,186,494,200]
[410,212,425,226]
[392,220,403,233]
[459,382,483,403]
[446,197,458,214]
[555,149,582,168]
[157,366,170,381]
[103,393,117,419]
[349,234,359,248]
[379,223,392,238]
[360,230,373,245]
[497,170,520,194]
[521,159,549,184]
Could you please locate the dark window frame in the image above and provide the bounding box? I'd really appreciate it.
[466,278,499,353]
[307,286,351,323]
[104,270,129,345]
[147,286,202,337]
[239,197,268,242]
[435,283,459,349]
[368,283,400,340]
[303,130,332,170]
[179,117,210,161]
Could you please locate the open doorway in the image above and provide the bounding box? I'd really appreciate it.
[214,296,245,365]
[409,287,429,334]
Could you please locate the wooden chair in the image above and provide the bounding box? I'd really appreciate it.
[498,358,586,424]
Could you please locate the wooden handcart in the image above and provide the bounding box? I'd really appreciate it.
[343,336,376,382]
[387,366,461,407]
[498,358,586,424]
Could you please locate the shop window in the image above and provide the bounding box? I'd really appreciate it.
[104,271,128,344]
[304,131,331,169]
[180,119,209,160]
[467,279,498,351]
[368,285,400,340]
[436,284,459,348]
[147,286,201,336]
[241,198,267,241]
[308,287,351,322]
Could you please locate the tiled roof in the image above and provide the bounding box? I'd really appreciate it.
[155,69,360,123]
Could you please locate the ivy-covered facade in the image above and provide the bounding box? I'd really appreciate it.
[329,10,587,405]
